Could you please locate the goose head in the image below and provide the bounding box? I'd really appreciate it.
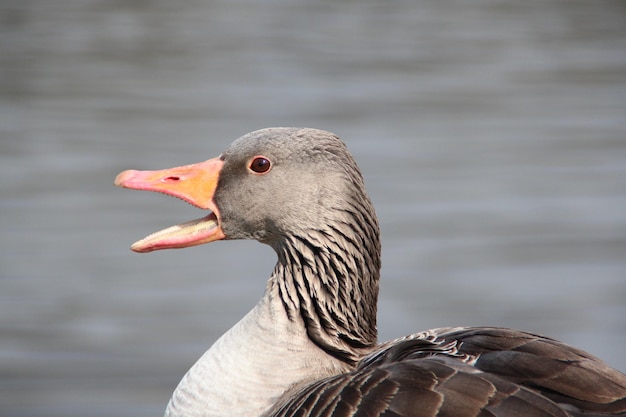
[115,127,379,255]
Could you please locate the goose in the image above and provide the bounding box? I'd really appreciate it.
[115,127,626,417]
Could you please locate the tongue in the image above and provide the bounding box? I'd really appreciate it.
[131,213,220,253]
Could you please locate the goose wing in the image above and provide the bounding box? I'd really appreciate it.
[269,327,626,417]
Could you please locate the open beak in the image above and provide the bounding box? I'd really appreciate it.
[114,157,226,253]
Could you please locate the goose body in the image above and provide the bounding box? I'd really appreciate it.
[115,127,626,417]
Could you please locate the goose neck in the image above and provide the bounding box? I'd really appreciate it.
[273,225,381,365]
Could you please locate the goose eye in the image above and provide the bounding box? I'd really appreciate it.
[249,156,271,174]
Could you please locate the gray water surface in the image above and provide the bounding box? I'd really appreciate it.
[2,1,626,416]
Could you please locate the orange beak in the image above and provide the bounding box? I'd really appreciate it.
[114,157,226,253]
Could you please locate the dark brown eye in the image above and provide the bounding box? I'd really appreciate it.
[249,156,271,174]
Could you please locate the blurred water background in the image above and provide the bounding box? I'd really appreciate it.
[1,0,626,416]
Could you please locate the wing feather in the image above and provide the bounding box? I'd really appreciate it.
[268,327,626,417]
